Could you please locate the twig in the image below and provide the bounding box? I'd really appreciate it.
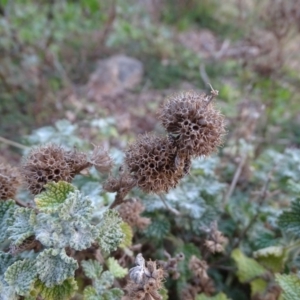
[199,63,210,86]
[14,198,30,208]
[158,194,181,216]
[223,154,247,205]
[0,136,29,150]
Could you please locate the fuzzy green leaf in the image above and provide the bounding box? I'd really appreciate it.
[35,214,97,250]
[196,293,230,300]
[58,190,93,221]
[34,181,75,213]
[8,208,36,246]
[94,271,114,293]
[34,213,67,248]
[0,200,16,243]
[253,246,286,272]
[278,198,300,237]
[102,288,124,299]
[35,278,78,300]
[0,252,17,280]
[276,274,300,300]
[107,257,128,279]
[68,220,97,250]
[95,210,124,253]
[4,259,37,296]
[0,280,17,300]
[231,249,267,283]
[119,222,133,249]
[36,249,78,287]
[83,286,98,300]
[81,260,103,280]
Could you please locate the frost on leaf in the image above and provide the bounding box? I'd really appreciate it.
[8,208,36,246]
[35,278,78,300]
[82,260,124,299]
[36,248,78,287]
[0,281,17,300]
[107,257,128,279]
[95,210,124,253]
[278,198,300,237]
[35,213,67,248]
[82,259,103,280]
[4,259,37,296]
[34,181,75,213]
[68,220,97,250]
[0,252,17,282]
[0,200,16,243]
[58,190,93,221]
[275,274,300,300]
[35,189,96,250]
[0,252,18,300]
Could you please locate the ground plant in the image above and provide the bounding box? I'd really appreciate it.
[1,1,300,300]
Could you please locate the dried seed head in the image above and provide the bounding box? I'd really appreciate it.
[158,91,225,157]
[125,134,189,193]
[89,145,113,173]
[189,255,209,280]
[65,149,90,177]
[22,144,89,195]
[103,171,136,197]
[157,251,185,280]
[203,221,227,253]
[118,198,151,230]
[22,144,71,195]
[0,162,21,200]
[126,253,164,300]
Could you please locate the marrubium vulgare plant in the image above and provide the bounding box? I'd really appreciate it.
[0,89,225,300]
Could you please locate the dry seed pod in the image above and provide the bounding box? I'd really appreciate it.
[158,91,225,157]
[22,144,89,195]
[125,134,189,193]
[117,198,151,230]
[126,253,164,300]
[89,145,113,173]
[0,162,21,200]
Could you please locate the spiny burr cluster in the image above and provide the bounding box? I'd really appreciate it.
[0,162,21,200]
[22,144,113,195]
[125,134,190,193]
[158,91,225,157]
[125,253,164,300]
[125,90,225,194]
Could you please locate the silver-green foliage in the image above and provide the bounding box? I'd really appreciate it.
[82,259,125,300]
[1,181,125,298]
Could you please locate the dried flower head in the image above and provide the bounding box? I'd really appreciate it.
[89,145,113,173]
[126,253,164,300]
[118,198,151,230]
[182,255,215,298]
[125,134,190,193]
[157,251,185,280]
[65,149,90,177]
[0,162,21,200]
[189,255,209,280]
[158,91,225,157]
[203,221,227,254]
[22,144,89,195]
